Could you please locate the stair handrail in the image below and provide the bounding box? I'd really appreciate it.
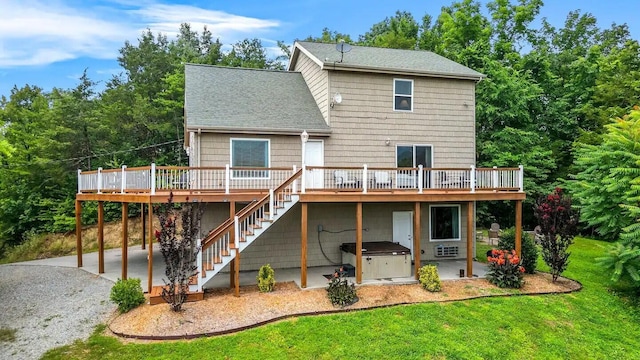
[200,168,302,251]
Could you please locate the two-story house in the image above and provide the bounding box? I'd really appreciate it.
[75,41,525,299]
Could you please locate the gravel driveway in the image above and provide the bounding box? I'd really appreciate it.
[0,265,115,360]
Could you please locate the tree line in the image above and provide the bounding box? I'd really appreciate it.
[1,0,639,263]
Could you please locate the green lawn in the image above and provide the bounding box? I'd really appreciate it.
[44,237,639,360]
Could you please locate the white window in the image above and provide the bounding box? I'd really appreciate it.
[429,205,461,241]
[394,79,413,111]
[230,138,270,178]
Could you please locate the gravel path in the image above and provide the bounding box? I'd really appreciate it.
[0,265,115,360]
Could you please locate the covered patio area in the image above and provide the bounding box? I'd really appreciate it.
[19,246,488,292]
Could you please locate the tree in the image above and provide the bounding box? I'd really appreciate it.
[155,194,202,312]
[302,27,353,44]
[359,11,419,49]
[568,108,640,240]
[533,188,579,282]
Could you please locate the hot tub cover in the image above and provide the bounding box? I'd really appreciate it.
[340,241,411,256]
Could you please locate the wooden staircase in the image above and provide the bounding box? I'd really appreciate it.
[191,169,302,293]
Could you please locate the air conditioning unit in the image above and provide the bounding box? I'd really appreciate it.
[435,245,459,257]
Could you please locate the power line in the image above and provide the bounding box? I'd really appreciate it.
[0,138,184,168]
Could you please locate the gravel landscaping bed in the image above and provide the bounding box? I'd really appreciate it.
[0,265,115,360]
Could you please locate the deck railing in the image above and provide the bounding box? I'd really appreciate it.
[302,165,523,193]
[78,164,523,194]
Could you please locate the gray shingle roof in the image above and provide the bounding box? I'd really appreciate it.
[184,64,330,134]
[294,41,484,80]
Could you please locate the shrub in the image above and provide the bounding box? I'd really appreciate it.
[110,278,145,313]
[534,188,579,282]
[498,228,539,274]
[257,264,276,292]
[419,264,442,292]
[156,194,202,312]
[486,249,525,288]
[326,268,357,307]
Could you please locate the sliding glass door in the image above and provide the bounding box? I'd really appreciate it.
[396,145,432,188]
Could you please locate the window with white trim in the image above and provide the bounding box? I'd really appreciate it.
[230,138,270,178]
[394,79,413,111]
[430,205,461,241]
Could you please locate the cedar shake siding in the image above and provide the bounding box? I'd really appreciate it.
[291,51,330,125]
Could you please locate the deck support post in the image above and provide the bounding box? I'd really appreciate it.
[356,202,363,284]
[122,202,128,280]
[515,200,522,257]
[413,202,421,280]
[75,200,82,267]
[147,202,153,293]
[98,201,104,274]
[301,202,308,288]
[229,201,236,289]
[141,203,146,250]
[467,201,474,278]
[234,249,240,297]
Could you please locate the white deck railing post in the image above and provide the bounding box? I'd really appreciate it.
[121,165,127,194]
[417,165,423,194]
[519,165,524,192]
[225,164,230,195]
[301,165,306,194]
[196,239,203,292]
[470,165,476,193]
[492,166,498,191]
[150,163,156,195]
[97,167,103,194]
[362,165,368,194]
[77,169,82,194]
[292,165,298,194]
[269,189,275,220]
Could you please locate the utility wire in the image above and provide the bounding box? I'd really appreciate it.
[0,139,183,167]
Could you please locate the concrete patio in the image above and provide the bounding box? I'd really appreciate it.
[16,245,488,291]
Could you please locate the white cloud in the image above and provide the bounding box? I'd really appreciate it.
[0,0,282,68]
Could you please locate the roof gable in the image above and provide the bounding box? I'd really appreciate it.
[184,64,330,135]
[289,41,484,80]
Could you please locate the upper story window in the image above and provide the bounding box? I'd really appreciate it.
[230,138,270,178]
[394,79,413,112]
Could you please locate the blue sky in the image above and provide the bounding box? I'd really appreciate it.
[1,0,638,99]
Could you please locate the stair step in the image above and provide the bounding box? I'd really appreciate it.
[243,230,254,236]
[249,224,262,229]
[258,218,273,223]
[221,249,230,256]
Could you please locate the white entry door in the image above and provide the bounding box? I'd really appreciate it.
[393,211,414,254]
[304,140,324,189]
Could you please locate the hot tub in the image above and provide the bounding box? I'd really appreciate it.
[340,241,412,280]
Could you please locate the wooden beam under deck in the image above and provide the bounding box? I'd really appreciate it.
[98,201,104,274]
[75,200,82,268]
[229,201,236,290]
[515,200,522,257]
[467,201,474,278]
[413,202,421,280]
[122,203,128,280]
[147,203,153,294]
[76,190,524,204]
[356,202,363,284]
[301,203,308,288]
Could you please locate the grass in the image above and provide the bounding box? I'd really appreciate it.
[0,328,16,343]
[42,237,640,359]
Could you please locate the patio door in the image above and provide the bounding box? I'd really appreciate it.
[393,211,414,254]
[396,145,433,188]
[304,140,324,189]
